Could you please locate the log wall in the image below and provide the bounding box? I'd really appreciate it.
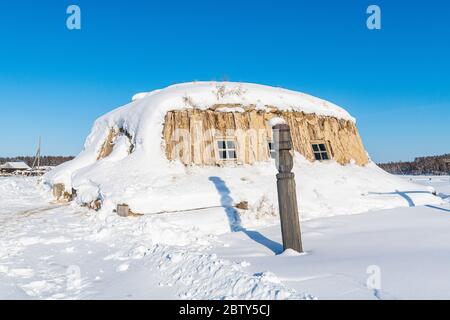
[162,108,369,166]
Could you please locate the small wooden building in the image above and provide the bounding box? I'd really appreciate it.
[0,161,31,174]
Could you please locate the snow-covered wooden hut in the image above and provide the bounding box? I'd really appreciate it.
[98,82,368,167]
[44,82,440,217]
[0,161,30,173]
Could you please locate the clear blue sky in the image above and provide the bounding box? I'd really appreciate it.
[0,0,449,163]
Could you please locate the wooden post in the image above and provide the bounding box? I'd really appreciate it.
[273,124,303,253]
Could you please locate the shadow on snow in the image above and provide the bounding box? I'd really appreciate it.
[368,190,435,207]
[369,190,450,212]
[425,205,450,213]
[209,176,283,255]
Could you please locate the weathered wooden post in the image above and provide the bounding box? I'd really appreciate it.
[273,123,303,253]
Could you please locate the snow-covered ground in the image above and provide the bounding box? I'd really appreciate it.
[404,175,450,203]
[0,175,449,300]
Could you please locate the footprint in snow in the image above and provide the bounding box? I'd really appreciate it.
[21,280,58,297]
[116,263,129,272]
[64,247,75,253]
[8,268,35,278]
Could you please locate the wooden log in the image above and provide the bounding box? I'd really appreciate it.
[273,123,303,253]
[235,201,249,210]
[117,204,130,217]
[52,183,65,200]
[97,129,117,160]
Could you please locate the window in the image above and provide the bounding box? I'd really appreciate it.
[312,142,330,161]
[217,139,237,160]
[268,141,277,159]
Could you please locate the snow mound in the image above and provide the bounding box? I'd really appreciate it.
[43,82,443,224]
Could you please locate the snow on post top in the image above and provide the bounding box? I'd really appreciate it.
[268,117,287,127]
[128,82,355,122]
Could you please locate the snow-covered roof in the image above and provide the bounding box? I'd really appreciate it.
[130,82,354,121]
[1,162,30,170]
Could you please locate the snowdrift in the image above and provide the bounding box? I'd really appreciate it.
[44,82,442,224]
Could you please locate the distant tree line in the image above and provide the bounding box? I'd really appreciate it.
[0,156,74,167]
[378,154,450,175]
[2,154,449,174]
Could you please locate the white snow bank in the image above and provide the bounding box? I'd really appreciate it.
[406,176,450,203]
[45,154,443,228]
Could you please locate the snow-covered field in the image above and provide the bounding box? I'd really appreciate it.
[0,175,449,300]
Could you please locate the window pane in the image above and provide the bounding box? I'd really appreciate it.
[219,151,227,159]
[217,141,226,149]
[268,142,273,151]
[312,144,319,152]
[321,152,329,160]
[314,153,322,160]
[226,140,235,149]
[319,144,326,152]
[227,150,237,159]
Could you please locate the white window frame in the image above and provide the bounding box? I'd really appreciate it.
[311,141,332,161]
[216,138,237,162]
